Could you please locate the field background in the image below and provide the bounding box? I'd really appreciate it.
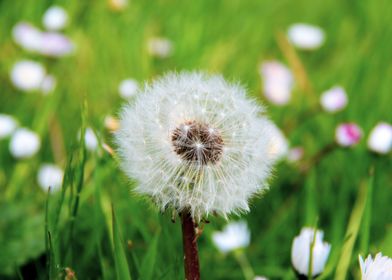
[0,0,392,279]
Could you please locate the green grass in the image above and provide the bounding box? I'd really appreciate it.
[0,0,392,279]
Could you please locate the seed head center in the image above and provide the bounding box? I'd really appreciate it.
[171,120,223,164]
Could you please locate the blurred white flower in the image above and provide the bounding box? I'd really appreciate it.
[9,128,41,158]
[259,61,293,105]
[359,253,392,280]
[39,32,74,57]
[42,6,69,31]
[104,115,119,132]
[147,37,172,58]
[367,122,392,154]
[265,121,289,162]
[320,86,348,113]
[10,60,46,92]
[335,123,362,147]
[212,221,251,253]
[115,72,275,220]
[291,227,331,277]
[85,127,98,151]
[253,277,268,280]
[287,146,304,163]
[109,0,128,11]
[287,23,325,50]
[0,114,18,139]
[41,75,57,95]
[12,22,42,52]
[37,163,64,191]
[118,79,139,99]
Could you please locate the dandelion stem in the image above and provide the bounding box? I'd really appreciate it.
[181,211,200,280]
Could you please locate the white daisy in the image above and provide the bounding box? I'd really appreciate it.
[359,253,392,280]
[115,72,276,220]
[37,164,64,191]
[9,128,41,159]
[212,221,250,253]
[367,122,392,154]
[291,227,331,277]
[287,23,325,50]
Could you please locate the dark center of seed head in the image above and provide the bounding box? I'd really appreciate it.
[171,120,224,165]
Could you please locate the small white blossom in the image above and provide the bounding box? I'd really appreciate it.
[254,277,268,280]
[85,127,98,151]
[115,72,276,220]
[10,60,46,92]
[147,37,172,58]
[287,23,325,50]
[291,227,331,277]
[9,128,41,158]
[320,86,348,113]
[212,221,250,253]
[118,79,139,99]
[12,22,42,52]
[259,61,293,105]
[42,6,69,31]
[265,121,289,162]
[367,122,392,154]
[335,123,362,147]
[359,253,392,280]
[0,114,18,139]
[41,75,57,95]
[37,164,64,191]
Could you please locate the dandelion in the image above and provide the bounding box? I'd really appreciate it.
[367,122,392,154]
[0,114,18,139]
[118,78,139,99]
[359,253,392,280]
[10,60,46,92]
[291,227,331,278]
[42,6,69,31]
[335,123,362,147]
[287,23,325,50]
[9,128,41,159]
[37,164,64,191]
[259,61,293,106]
[320,86,348,113]
[147,37,173,58]
[212,221,250,253]
[115,72,276,280]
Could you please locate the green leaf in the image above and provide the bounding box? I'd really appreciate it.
[139,231,160,280]
[112,206,132,280]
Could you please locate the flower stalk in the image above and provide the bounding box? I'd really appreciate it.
[181,211,200,280]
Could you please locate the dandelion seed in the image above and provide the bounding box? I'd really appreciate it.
[320,86,348,113]
[42,6,69,31]
[287,23,325,50]
[367,122,392,154]
[359,253,392,280]
[291,227,331,277]
[0,114,18,139]
[9,128,41,159]
[335,123,362,147]
[115,72,276,221]
[10,60,46,92]
[212,221,250,253]
[259,61,293,106]
[37,164,64,191]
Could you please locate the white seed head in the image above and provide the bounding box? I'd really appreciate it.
[115,72,276,220]
[212,220,250,253]
[10,60,46,92]
[320,86,348,113]
[42,6,69,31]
[291,227,331,277]
[287,23,325,50]
[0,114,18,139]
[37,164,64,191]
[367,122,392,154]
[9,128,41,159]
[359,253,392,280]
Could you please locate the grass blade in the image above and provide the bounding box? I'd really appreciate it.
[140,231,160,280]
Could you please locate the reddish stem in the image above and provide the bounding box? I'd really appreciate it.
[181,211,200,280]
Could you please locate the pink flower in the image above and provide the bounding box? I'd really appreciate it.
[335,123,362,147]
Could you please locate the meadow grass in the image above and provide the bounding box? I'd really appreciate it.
[0,0,391,279]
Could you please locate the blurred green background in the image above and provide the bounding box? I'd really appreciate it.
[0,0,391,279]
